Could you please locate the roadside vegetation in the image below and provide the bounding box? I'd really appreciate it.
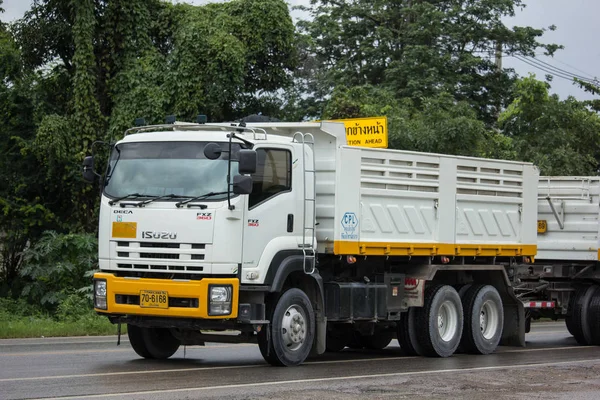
[0,231,120,338]
[1,0,599,337]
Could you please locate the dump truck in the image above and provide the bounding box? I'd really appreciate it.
[513,177,600,343]
[83,120,598,366]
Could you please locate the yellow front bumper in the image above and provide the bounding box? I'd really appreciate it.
[94,272,239,319]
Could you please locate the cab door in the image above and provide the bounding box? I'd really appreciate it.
[241,146,298,283]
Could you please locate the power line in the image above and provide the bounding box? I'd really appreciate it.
[511,55,599,87]
[512,55,583,83]
[549,58,596,80]
[521,56,597,83]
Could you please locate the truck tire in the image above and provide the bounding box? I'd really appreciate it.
[415,284,463,357]
[397,308,425,356]
[565,291,577,336]
[258,288,315,366]
[127,325,180,359]
[568,286,596,345]
[460,285,503,355]
[359,329,394,350]
[588,286,600,345]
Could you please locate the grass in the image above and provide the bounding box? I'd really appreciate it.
[0,296,126,339]
[0,314,122,339]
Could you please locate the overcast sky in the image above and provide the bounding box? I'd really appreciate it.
[2,0,598,100]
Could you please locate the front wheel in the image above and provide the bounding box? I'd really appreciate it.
[127,325,180,359]
[259,288,315,366]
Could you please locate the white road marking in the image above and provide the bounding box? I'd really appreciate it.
[29,358,600,400]
[1,345,597,382]
[0,343,254,357]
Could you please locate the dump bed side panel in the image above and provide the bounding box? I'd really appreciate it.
[536,177,600,261]
[333,147,537,257]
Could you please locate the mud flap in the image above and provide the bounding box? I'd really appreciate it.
[312,313,327,355]
[500,301,526,347]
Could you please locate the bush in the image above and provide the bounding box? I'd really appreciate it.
[19,231,98,311]
[56,292,95,322]
[0,297,46,320]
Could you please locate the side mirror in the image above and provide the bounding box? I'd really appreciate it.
[232,175,253,195]
[204,143,222,160]
[83,156,96,183]
[238,149,257,174]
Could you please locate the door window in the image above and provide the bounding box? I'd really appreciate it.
[249,149,292,208]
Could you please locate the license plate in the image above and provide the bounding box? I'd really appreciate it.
[140,290,168,308]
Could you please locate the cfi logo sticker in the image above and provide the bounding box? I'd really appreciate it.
[248,219,259,227]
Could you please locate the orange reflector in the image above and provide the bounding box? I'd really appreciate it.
[112,222,137,238]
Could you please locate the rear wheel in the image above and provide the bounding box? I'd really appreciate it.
[460,285,503,355]
[258,288,315,366]
[127,325,180,359]
[588,286,600,345]
[415,285,463,357]
[397,308,425,356]
[567,286,596,345]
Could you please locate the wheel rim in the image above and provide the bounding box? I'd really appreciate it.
[281,305,307,351]
[437,300,459,342]
[480,299,500,340]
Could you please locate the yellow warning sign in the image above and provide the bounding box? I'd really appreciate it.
[332,116,388,148]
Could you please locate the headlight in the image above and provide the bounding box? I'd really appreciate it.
[210,286,231,302]
[94,279,108,310]
[95,280,107,297]
[208,285,232,316]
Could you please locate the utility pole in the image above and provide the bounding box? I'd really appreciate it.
[495,41,502,71]
[494,41,502,120]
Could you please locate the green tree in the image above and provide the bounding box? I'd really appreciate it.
[499,76,600,175]
[297,0,559,123]
[1,0,298,296]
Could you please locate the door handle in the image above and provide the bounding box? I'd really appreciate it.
[287,214,294,232]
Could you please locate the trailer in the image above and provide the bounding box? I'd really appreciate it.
[84,120,566,366]
[514,177,600,343]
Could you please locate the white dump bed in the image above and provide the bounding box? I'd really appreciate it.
[242,121,538,258]
[327,147,538,257]
[537,177,600,261]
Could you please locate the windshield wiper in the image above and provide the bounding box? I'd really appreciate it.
[134,193,186,207]
[108,193,144,206]
[175,191,229,208]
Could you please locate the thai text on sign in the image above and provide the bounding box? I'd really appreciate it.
[333,116,388,148]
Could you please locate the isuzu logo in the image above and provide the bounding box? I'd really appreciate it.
[141,231,177,240]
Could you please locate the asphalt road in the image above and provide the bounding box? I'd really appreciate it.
[1,322,600,400]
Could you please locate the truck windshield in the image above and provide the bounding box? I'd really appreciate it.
[104,141,240,200]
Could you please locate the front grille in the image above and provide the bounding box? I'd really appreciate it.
[140,253,179,259]
[113,241,207,272]
[140,242,180,249]
[117,263,203,272]
[115,294,199,308]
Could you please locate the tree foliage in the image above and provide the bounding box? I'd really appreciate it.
[297,0,560,123]
[0,0,296,297]
[499,76,600,175]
